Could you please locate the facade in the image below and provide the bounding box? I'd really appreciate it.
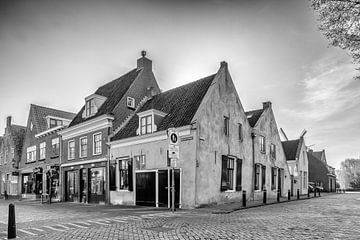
[19,104,75,199]
[307,149,336,192]
[0,116,26,198]
[59,53,160,204]
[281,137,309,195]
[109,62,255,208]
[245,102,291,200]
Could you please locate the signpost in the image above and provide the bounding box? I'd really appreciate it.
[168,128,179,212]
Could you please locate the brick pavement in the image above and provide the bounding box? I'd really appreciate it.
[0,192,359,239]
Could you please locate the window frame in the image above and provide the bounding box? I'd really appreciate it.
[119,159,129,190]
[255,164,261,190]
[259,136,266,153]
[26,146,37,163]
[86,98,96,117]
[93,132,102,155]
[39,142,46,160]
[271,167,277,190]
[79,136,88,158]
[224,116,230,136]
[140,115,152,135]
[238,123,243,142]
[134,155,146,170]
[51,138,60,157]
[270,143,276,159]
[68,140,75,160]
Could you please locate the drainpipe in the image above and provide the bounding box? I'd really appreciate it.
[251,131,256,200]
[59,135,63,202]
[194,121,199,207]
[106,127,111,205]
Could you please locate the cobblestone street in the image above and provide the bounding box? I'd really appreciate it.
[0,193,359,239]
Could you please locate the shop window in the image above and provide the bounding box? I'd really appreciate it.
[93,133,102,155]
[68,140,75,160]
[255,164,260,190]
[79,137,87,158]
[135,155,146,170]
[260,136,266,153]
[90,168,105,195]
[39,142,46,160]
[51,138,60,156]
[270,144,276,159]
[220,155,234,191]
[271,167,277,190]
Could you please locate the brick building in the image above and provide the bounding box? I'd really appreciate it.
[59,52,160,204]
[0,116,26,198]
[19,104,75,200]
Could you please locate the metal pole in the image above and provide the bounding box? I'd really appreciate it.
[288,189,291,201]
[8,203,16,239]
[171,168,175,212]
[262,189,267,205]
[277,189,280,202]
[297,189,300,200]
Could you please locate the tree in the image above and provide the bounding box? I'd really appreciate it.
[340,158,360,189]
[310,0,360,78]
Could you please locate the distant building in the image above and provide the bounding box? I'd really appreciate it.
[0,116,26,198]
[19,104,75,200]
[245,102,291,200]
[59,52,160,204]
[282,137,309,195]
[307,149,336,192]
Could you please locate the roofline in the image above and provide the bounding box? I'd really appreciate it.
[35,125,65,138]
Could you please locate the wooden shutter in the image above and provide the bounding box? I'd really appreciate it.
[220,155,228,191]
[236,158,242,191]
[128,158,133,191]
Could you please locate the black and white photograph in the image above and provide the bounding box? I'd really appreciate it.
[0,0,359,239]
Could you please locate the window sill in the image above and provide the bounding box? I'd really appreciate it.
[93,152,102,156]
[117,189,130,192]
[38,159,45,161]
[25,161,36,164]
[225,189,235,193]
[79,156,87,159]
[50,155,59,159]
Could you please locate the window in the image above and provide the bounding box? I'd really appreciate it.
[238,123,243,142]
[236,158,242,191]
[10,147,14,159]
[220,155,234,191]
[255,164,261,190]
[93,133,102,155]
[51,138,60,156]
[271,167,277,190]
[119,159,133,191]
[85,98,95,116]
[260,136,266,153]
[261,165,266,190]
[126,97,135,109]
[26,146,36,162]
[140,115,152,134]
[50,118,63,128]
[303,171,307,189]
[39,142,46,160]
[270,144,276,159]
[134,155,146,170]
[224,116,229,136]
[68,140,75,160]
[79,137,87,158]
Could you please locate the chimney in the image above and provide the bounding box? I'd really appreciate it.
[262,101,272,109]
[309,149,313,153]
[146,86,157,98]
[6,116,11,127]
[137,50,152,70]
[220,61,228,68]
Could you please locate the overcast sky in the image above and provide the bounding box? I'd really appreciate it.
[0,0,359,168]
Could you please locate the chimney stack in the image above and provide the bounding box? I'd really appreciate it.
[6,116,11,127]
[137,50,152,70]
[262,101,272,110]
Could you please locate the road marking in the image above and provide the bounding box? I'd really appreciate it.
[87,220,109,225]
[42,226,65,231]
[31,228,45,232]
[18,229,38,236]
[67,223,88,228]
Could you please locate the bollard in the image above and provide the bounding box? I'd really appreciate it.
[288,189,291,201]
[242,190,246,207]
[307,189,310,198]
[297,189,300,200]
[318,189,321,197]
[314,188,316,197]
[8,204,16,239]
[277,189,280,202]
[263,189,267,205]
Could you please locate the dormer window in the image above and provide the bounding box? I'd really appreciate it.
[127,97,135,109]
[140,115,152,134]
[86,98,96,116]
[50,118,63,128]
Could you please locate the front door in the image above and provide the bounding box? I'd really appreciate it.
[157,169,180,208]
[66,171,78,202]
[80,168,88,203]
[278,168,282,196]
[136,172,156,206]
[89,167,105,203]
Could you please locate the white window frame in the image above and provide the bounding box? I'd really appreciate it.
[260,136,266,153]
[86,98,96,117]
[140,115,152,135]
[51,137,60,156]
[68,140,75,160]
[39,142,46,160]
[225,156,236,192]
[270,144,276,159]
[93,132,102,155]
[79,136,88,158]
[10,147,15,159]
[26,146,36,163]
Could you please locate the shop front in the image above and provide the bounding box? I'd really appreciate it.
[21,167,43,199]
[1,172,19,197]
[44,165,60,201]
[63,161,107,204]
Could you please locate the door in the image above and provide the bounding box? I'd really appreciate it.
[89,167,105,203]
[80,168,88,203]
[277,168,282,196]
[169,169,180,208]
[136,172,156,206]
[158,170,168,207]
[66,171,78,202]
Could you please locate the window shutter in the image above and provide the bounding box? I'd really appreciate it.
[236,158,242,191]
[220,155,228,191]
[128,158,133,192]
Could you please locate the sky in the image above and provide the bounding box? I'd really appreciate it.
[0,0,359,169]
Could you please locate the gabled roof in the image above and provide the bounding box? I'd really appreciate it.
[307,152,334,175]
[281,138,303,161]
[311,151,323,161]
[112,73,216,141]
[245,109,264,127]
[70,68,141,127]
[30,104,76,133]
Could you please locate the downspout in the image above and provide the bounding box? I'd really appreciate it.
[251,131,256,200]
[194,121,199,208]
[106,126,111,205]
[59,135,63,202]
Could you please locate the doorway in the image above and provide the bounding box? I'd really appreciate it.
[66,170,78,202]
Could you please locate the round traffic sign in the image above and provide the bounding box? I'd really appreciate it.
[170,133,178,144]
